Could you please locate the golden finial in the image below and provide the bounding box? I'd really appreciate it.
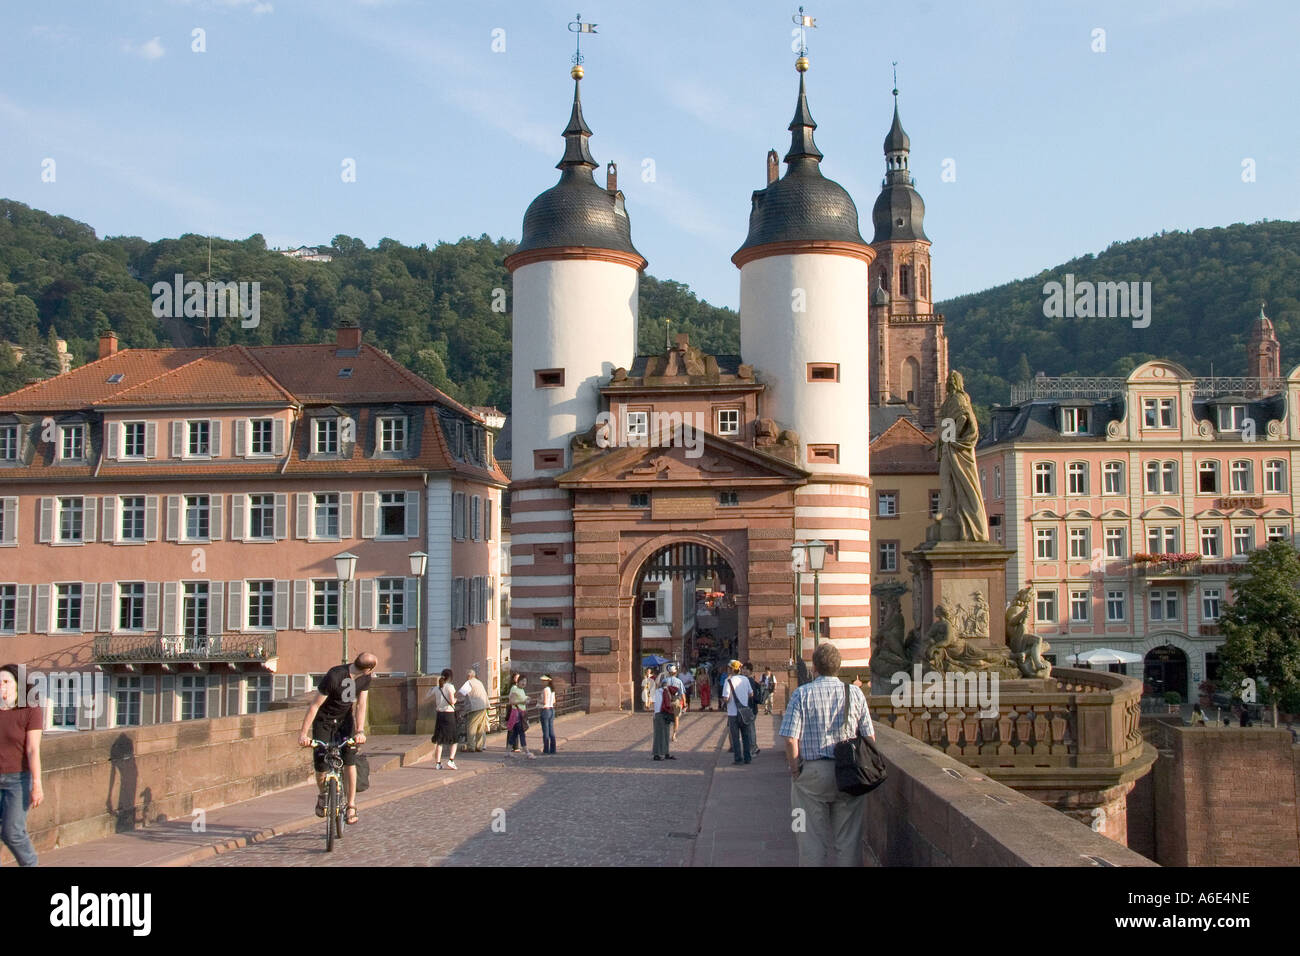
[571,63,584,80]
[795,55,810,72]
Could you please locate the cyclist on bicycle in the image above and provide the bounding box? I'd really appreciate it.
[298,651,377,825]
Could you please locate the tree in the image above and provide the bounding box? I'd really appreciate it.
[1216,540,1300,727]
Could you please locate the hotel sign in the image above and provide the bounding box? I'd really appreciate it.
[1216,496,1264,510]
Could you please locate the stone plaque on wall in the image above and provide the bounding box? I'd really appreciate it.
[651,495,713,521]
[940,577,991,639]
[581,636,612,655]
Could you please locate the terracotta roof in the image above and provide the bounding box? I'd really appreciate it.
[0,349,215,412]
[869,416,939,474]
[97,345,296,407]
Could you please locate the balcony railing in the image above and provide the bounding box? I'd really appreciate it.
[93,633,277,663]
[1009,375,1285,404]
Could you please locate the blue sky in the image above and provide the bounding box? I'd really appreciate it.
[1,0,1296,310]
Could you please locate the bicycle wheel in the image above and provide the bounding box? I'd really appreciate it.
[334,791,345,841]
[325,778,339,852]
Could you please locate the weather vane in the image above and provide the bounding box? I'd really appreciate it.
[568,13,597,67]
[892,60,899,97]
[792,6,816,58]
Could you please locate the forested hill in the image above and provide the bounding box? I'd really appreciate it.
[0,199,738,409]
[942,220,1300,414]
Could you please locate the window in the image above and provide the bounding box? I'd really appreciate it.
[533,449,563,469]
[1035,590,1057,623]
[1035,527,1056,560]
[379,492,406,537]
[51,675,76,729]
[1069,527,1089,560]
[879,541,898,572]
[1230,460,1252,493]
[0,424,17,461]
[993,467,1002,499]
[719,490,739,507]
[1102,461,1124,495]
[1066,462,1088,495]
[246,675,272,715]
[314,418,338,455]
[1266,524,1289,543]
[0,585,15,632]
[187,420,211,456]
[179,674,206,721]
[1147,526,1179,554]
[534,369,564,388]
[60,424,85,460]
[118,496,145,541]
[1033,462,1055,496]
[1105,527,1126,558]
[1149,589,1178,622]
[313,580,340,628]
[378,416,407,453]
[118,582,145,631]
[58,496,84,542]
[625,411,649,440]
[929,491,941,518]
[55,583,82,631]
[537,615,562,630]
[1232,526,1254,556]
[249,418,273,455]
[717,408,741,436]
[314,493,339,539]
[640,589,659,622]
[181,495,210,540]
[1106,590,1126,622]
[183,582,209,639]
[1143,398,1175,428]
[247,580,274,629]
[629,493,649,508]
[114,676,141,727]
[377,578,406,627]
[1217,405,1247,432]
[807,444,839,464]
[122,422,146,458]
[807,363,839,382]
[1202,588,1222,622]
[248,494,274,539]
[1070,589,1090,622]
[1265,460,1287,493]
[1198,461,1219,494]
[1200,526,1221,558]
[899,265,911,296]
[877,492,898,518]
[1061,407,1089,435]
[1145,460,1176,494]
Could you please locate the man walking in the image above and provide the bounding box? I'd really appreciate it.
[722,660,754,764]
[760,667,776,715]
[779,643,875,866]
[651,670,681,762]
[458,668,490,752]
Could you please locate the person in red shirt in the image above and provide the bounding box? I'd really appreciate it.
[0,664,43,866]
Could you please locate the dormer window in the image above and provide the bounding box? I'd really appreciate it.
[1217,405,1247,432]
[1060,407,1089,435]
[313,418,339,455]
[60,424,86,460]
[378,416,407,454]
[0,424,18,461]
[1142,398,1176,429]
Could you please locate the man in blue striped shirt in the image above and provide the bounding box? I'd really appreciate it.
[779,643,875,866]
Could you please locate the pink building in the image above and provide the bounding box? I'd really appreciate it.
[979,335,1297,702]
[0,326,505,730]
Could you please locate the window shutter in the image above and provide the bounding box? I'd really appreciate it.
[145,496,159,541]
[145,582,160,631]
[99,582,113,633]
[106,422,119,460]
[145,421,157,459]
[358,578,375,629]
[1,497,16,544]
[161,675,175,722]
[452,493,464,540]
[485,499,493,541]
[274,580,290,630]
[461,578,470,630]
[81,583,97,632]
[462,494,471,541]
[272,418,286,456]
[34,584,49,634]
[209,581,223,635]
[292,674,311,698]
[361,492,377,539]
[226,678,242,716]
[234,420,247,457]
[274,493,288,539]
[210,419,222,457]
[472,496,481,541]
[405,577,419,630]
[487,576,494,621]
[293,580,308,629]
[339,492,354,539]
[207,673,222,716]
[166,495,180,541]
[230,495,245,541]
[405,490,419,538]
[295,493,310,539]
[39,497,53,543]
[452,578,464,629]
[76,687,95,730]
[14,584,30,634]
[101,495,116,542]
[82,497,97,543]
[209,495,223,541]
[273,674,289,700]
[171,420,183,458]
[227,580,243,632]
[162,582,179,636]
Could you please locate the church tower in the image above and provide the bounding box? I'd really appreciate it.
[868,86,948,429]
[1247,303,1281,384]
[504,62,645,677]
[733,55,875,666]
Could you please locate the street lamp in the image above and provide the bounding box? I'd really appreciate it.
[409,551,428,675]
[334,551,358,665]
[1072,642,1081,668]
[806,540,827,649]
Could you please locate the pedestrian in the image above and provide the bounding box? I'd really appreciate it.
[651,671,680,762]
[743,663,761,756]
[539,674,557,755]
[681,666,694,709]
[779,643,876,867]
[506,673,536,758]
[0,665,42,867]
[458,667,490,752]
[667,664,685,741]
[430,668,459,770]
[1190,702,1207,726]
[697,666,712,711]
[641,668,656,712]
[760,667,776,715]
[722,660,755,764]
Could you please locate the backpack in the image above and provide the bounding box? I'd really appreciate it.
[660,682,681,715]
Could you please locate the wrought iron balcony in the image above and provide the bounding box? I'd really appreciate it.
[1009,375,1285,404]
[93,633,277,663]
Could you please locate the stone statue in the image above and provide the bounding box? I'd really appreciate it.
[936,371,989,542]
[962,590,990,638]
[869,583,911,687]
[1006,585,1052,679]
[925,604,1013,673]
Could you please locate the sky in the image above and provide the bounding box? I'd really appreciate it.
[1,0,1296,311]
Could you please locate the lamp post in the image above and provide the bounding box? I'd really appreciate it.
[334,551,358,665]
[806,539,827,649]
[409,551,428,675]
[791,543,807,662]
[1072,642,1081,668]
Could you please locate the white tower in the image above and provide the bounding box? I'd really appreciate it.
[732,58,875,665]
[504,64,646,677]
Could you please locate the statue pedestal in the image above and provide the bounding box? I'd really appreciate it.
[907,540,1017,649]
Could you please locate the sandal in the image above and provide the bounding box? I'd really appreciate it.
[345,805,359,825]
[315,792,328,817]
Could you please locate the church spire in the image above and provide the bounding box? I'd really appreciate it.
[557,66,598,172]
[883,72,912,184]
[785,65,824,166]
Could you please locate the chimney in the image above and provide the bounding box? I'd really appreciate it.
[99,330,119,360]
[336,322,362,351]
[606,161,618,196]
[766,149,779,185]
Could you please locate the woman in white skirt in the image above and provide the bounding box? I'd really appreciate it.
[430,668,458,769]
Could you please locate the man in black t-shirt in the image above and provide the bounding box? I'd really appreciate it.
[298,652,377,824]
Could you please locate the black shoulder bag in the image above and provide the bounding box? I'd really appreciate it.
[833,684,887,795]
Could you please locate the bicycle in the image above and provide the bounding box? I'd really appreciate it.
[308,736,357,852]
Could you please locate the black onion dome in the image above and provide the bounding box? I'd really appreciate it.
[870,95,929,243]
[516,77,641,258]
[734,73,868,258]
